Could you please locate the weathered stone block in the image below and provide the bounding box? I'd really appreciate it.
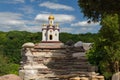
[69,77,80,80]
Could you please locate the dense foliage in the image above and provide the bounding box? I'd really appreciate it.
[78,0,120,22]
[87,14,120,79]
[0,31,42,75]
[0,31,98,75]
[78,0,120,79]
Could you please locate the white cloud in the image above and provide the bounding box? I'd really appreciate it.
[39,1,74,11]
[0,12,100,33]
[19,6,34,14]
[40,11,50,14]
[0,12,25,31]
[0,0,25,4]
[23,25,42,32]
[0,12,38,32]
[71,21,100,27]
[35,14,75,23]
[61,27,73,33]
[75,27,101,33]
[71,21,101,33]
[6,20,24,25]
[0,12,23,25]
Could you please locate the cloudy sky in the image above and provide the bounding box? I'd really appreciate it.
[0,0,101,34]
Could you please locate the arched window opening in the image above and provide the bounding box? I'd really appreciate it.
[55,33,57,36]
[49,35,52,40]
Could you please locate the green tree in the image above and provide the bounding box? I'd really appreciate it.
[78,0,120,79]
[78,0,120,22]
[87,14,120,79]
[60,33,73,43]
[0,54,8,75]
[78,0,120,37]
[100,14,120,73]
[0,53,19,75]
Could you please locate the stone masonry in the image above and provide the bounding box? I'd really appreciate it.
[19,41,104,80]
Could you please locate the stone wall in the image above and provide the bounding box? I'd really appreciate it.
[0,74,22,80]
[19,42,104,80]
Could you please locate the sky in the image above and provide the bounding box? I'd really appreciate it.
[0,0,101,34]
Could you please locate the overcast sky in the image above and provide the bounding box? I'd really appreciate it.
[0,0,101,34]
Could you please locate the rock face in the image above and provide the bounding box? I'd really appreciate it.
[112,72,120,80]
[19,41,104,80]
[0,74,22,80]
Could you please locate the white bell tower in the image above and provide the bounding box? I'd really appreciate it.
[42,15,59,42]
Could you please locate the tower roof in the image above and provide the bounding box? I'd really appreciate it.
[48,15,54,20]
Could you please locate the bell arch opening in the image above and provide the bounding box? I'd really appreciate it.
[49,35,53,40]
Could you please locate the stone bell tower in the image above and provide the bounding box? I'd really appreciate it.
[42,15,59,42]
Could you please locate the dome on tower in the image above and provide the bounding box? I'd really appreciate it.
[48,15,54,20]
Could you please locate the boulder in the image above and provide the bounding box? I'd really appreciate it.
[0,74,22,80]
[83,43,92,50]
[22,42,35,48]
[74,41,83,47]
[65,40,75,46]
[69,76,80,80]
[112,72,120,80]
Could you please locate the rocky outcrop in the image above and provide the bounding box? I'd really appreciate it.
[19,41,104,80]
[69,74,104,80]
[0,74,22,80]
[112,72,120,80]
